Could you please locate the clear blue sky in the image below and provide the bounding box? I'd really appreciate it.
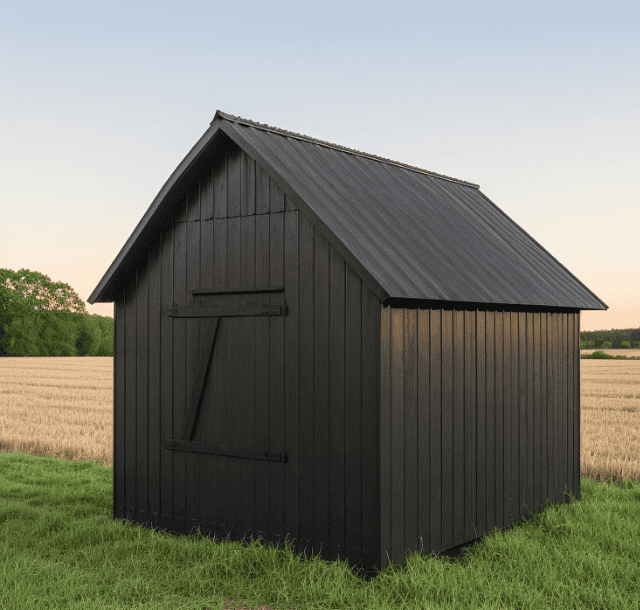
[1,1,638,331]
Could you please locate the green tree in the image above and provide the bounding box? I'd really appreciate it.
[0,269,91,356]
[0,269,87,316]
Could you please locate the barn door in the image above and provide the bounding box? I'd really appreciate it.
[163,287,288,462]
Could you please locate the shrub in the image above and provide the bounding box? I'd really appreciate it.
[581,350,615,360]
[621,340,631,348]
[601,341,613,349]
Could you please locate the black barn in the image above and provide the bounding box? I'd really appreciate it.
[89,110,607,576]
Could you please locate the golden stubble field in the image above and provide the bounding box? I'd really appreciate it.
[0,354,639,483]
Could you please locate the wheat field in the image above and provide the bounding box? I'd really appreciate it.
[0,355,639,483]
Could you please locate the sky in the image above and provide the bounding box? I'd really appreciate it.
[1,1,638,332]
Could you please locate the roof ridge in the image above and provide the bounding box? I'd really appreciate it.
[213,110,480,189]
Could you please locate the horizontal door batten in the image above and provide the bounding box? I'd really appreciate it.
[164,439,288,462]
[191,287,284,295]
[164,305,288,318]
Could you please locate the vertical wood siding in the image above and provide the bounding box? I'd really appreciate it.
[113,136,581,576]
[380,304,581,568]
[114,139,380,571]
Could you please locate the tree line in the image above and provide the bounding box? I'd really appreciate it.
[0,269,113,357]
[580,328,640,350]
[1,268,638,357]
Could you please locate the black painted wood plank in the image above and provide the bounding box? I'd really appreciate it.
[553,311,560,500]
[198,211,215,531]
[124,270,137,521]
[452,309,464,546]
[540,312,548,503]
[518,311,527,517]
[560,313,568,495]
[241,150,256,216]
[494,311,504,528]
[166,305,287,318]
[269,212,286,544]
[313,228,330,549]
[227,143,241,218]
[165,440,286,461]
[390,306,405,560]
[484,310,496,533]
[225,224,244,533]
[253,213,271,539]
[502,311,512,525]
[476,310,486,536]
[256,162,270,215]
[148,233,163,524]
[214,148,227,219]
[172,211,187,532]
[114,291,126,520]
[211,300,231,532]
[270,212,284,288]
[546,313,555,502]
[255,214,269,289]
[440,308,453,550]
[510,311,519,522]
[329,245,346,559]
[193,287,285,296]
[403,307,418,558]
[345,263,362,566]
[574,313,581,499]
[283,210,299,547]
[429,308,442,552]
[136,254,149,525]
[187,181,201,222]
[361,284,380,568]
[526,312,534,513]
[416,308,430,558]
[533,312,542,511]
[227,217,241,291]
[147,234,162,527]
[297,211,314,548]
[464,309,476,541]
[160,224,174,529]
[241,305,257,537]
[201,157,214,221]
[214,218,227,290]
[186,207,201,533]
[566,313,574,497]
[380,303,391,561]
[241,215,256,289]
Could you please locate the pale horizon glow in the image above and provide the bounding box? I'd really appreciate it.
[1,2,638,332]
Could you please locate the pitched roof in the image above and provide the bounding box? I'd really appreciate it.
[89,111,607,310]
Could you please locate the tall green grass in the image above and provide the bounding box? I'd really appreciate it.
[1,451,639,610]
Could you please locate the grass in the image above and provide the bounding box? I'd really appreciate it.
[1,451,639,610]
[1,357,640,608]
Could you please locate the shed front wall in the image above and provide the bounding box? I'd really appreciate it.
[113,137,382,574]
[380,305,580,567]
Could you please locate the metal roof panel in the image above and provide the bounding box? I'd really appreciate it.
[89,111,607,311]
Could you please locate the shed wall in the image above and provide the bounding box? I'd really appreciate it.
[113,138,382,573]
[380,304,580,565]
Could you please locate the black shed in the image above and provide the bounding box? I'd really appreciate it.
[89,111,607,575]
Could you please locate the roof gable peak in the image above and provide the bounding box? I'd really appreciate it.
[212,110,480,189]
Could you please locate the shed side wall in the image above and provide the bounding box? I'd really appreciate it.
[380,305,580,569]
